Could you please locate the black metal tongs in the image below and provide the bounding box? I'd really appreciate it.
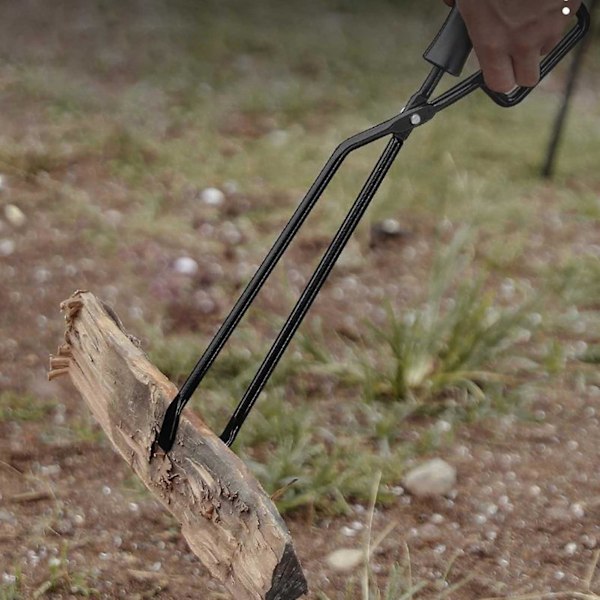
[158,2,591,453]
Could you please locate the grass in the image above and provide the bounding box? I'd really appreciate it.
[0,570,21,600]
[0,392,55,422]
[218,230,546,514]
[31,544,99,599]
[360,229,540,411]
[1,546,99,600]
[316,473,477,599]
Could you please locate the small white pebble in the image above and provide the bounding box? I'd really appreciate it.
[340,526,357,537]
[529,313,543,326]
[102,486,111,496]
[431,513,444,524]
[571,503,585,518]
[326,548,364,572]
[380,218,402,235]
[150,561,162,572]
[173,256,199,276]
[221,221,242,245]
[40,464,60,476]
[564,542,577,556]
[0,239,15,256]
[48,557,61,567]
[529,485,542,497]
[498,558,509,568]
[129,502,139,513]
[350,521,364,531]
[433,544,446,555]
[99,552,110,561]
[4,205,26,227]
[567,440,579,451]
[555,570,565,580]
[200,187,225,206]
[474,514,487,525]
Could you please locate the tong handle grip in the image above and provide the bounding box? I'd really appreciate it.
[483,2,591,107]
[423,6,472,77]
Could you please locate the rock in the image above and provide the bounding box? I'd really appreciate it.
[336,239,365,272]
[173,256,198,275]
[418,523,442,542]
[402,458,456,497]
[4,204,25,227]
[0,239,15,256]
[370,218,410,246]
[200,187,225,206]
[547,506,573,524]
[326,548,364,572]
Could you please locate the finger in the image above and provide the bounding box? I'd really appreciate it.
[512,51,540,88]
[477,49,516,93]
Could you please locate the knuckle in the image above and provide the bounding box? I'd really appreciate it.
[512,38,536,54]
[479,39,505,55]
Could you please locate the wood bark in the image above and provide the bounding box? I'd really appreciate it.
[49,290,307,600]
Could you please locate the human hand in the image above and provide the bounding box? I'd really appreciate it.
[443,0,581,92]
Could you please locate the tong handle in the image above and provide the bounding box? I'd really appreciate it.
[424,6,472,77]
[483,2,591,107]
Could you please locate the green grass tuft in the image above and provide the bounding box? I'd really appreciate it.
[361,230,540,412]
[0,392,56,422]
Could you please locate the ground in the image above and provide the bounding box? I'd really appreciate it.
[0,1,599,598]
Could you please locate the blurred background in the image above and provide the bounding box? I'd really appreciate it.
[0,1,598,598]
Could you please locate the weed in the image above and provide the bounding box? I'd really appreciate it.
[0,392,55,422]
[361,230,539,413]
[0,570,21,600]
[32,544,99,598]
[316,473,475,599]
[238,392,405,514]
[0,143,77,180]
[550,256,600,311]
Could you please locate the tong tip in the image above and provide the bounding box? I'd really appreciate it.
[156,398,181,453]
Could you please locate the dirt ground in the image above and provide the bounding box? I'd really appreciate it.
[1,144,599,600]
[1,1,599,599]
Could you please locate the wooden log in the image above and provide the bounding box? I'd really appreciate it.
[49,290,307,600]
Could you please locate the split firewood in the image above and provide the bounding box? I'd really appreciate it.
[49,290,307,600]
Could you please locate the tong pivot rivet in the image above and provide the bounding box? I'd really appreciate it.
[410,113,422,126]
